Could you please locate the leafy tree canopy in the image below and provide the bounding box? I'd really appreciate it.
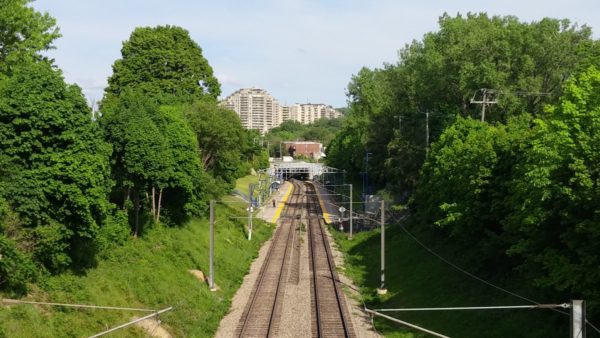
[182,100,246,190]
[0,60,112,271]
[0,0,60,72]
[327,13,599,195]
[103,25,220,106]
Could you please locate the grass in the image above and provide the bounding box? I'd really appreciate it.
[0,194,274,337]
[235,174,259,197]
[330,223,582,338]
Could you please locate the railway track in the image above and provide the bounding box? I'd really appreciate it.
[306,183,355,338]
[235,180,301,337]
[236,180,355,337]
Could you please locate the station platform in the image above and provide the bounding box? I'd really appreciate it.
[255,181,293,223]
[311,181,341,225]
[255,180,342,225]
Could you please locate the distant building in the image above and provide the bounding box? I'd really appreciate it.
[283,141,323,160]
[220,88,343,133]
[286,104,343,124]
[221,88,281,134]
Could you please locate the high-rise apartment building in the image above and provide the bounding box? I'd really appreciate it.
[289,104,343,124]
[220,88,343,132]
[221,88,281,134]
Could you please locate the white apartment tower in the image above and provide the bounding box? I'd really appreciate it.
[221,88,343,132]
[221,88,281,134]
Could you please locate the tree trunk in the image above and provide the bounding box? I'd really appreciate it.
[123,186,130,210]
[151,186,156,221]
[134,193,140,239]
[156,188,163,223]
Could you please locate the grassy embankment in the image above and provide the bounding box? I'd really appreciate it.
[234,174,258,197]
[0,176,274,337]
[331,223,579,338]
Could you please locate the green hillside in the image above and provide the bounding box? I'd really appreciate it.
[0,195,273,337]
[332,224,576,338]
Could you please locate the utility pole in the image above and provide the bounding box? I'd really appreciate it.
[481,90,487,122]
[470,88,498,122]
[349,184,353,239]
[571,300,586,338]
[209,200,215,290]
[377,199,387,294]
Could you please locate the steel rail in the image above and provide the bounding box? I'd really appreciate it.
[237,181,299,337]
[306,182,353,337]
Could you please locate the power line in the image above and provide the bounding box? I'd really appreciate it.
[1,299,158,312]
[394,223,571,317]
[374,304,569,312]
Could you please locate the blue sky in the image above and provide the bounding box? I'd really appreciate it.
[33,0,600,108]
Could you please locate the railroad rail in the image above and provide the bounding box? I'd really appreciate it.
[235,180,302,337]
[236,180,354,337]
[306,182,355,338]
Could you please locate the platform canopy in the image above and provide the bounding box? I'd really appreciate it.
[269,161,344,180]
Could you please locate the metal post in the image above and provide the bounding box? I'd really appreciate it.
[481,89,487,122]
[209,200,215,290]
[571,300,586,338]
[378,200,387,294]
[248,184,253,241]
[349,184,353,239]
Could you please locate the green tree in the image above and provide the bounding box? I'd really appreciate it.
[103,25,220,105]
[505,67,600,303]
[0,0,60,72]
[100,90,210,234]
[412,116,533,268]
[0,60,112,271]
[183,100,246,191]
[332,13,599,197]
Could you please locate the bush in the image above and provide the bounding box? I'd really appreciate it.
[0,235,37,294]
[97,210,130,254]
[32,221,72,273]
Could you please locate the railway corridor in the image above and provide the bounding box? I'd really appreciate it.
[236,180,356,338]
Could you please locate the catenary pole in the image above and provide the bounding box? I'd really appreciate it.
[209,200,215,290]
[378,199,387,294]
[248,184,253,240]
[572,300,586,338]
[349,184,353,239]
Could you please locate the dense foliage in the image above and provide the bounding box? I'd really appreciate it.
[327,13,599,195]
[99,24,267,234]
[0,59,113,275]
[328,13,600,316]
[0,2,266,293]
[414,67,600,312]
[0,0,60,71]
[103,25,221,105]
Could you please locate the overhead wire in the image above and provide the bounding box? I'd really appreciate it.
[394,222,572,316]
[308,180,600,333]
